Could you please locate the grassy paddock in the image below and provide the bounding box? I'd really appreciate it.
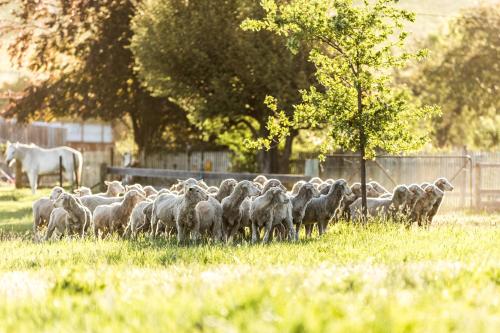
[0,187,498,332]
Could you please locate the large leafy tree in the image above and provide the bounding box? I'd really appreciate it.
[403,3,499,149]
[242,0,439,216]
[0,0,204,153]
[131,0,315,173]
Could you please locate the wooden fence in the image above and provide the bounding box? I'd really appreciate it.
[0,118,67,147]
[316,152,500,210]
[141,151,231,172]
[106,166,307,189]
[475,163,500,210]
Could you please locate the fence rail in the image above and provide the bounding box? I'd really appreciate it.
[107,166,308,185]
[475,163,500,210]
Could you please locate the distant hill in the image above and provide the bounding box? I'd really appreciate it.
[1,0,498,84]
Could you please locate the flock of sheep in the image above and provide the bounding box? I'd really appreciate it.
[32,175,454,244]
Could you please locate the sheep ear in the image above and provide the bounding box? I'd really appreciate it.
[104,180,110,185]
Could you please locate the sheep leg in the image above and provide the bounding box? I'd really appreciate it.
[45,220,57,241]
[285,218,296,242]
[177,223,188,245]
[251,221,260,244]
[190,221,201,244]
[305,224,313,238]
[295,222,302,241]
[262,220,273,244]
[227,221,240,244]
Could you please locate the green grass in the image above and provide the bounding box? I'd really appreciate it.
[0,187,498,332]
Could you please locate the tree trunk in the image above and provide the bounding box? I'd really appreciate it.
[359,132,368,219]
[357,83,368,219]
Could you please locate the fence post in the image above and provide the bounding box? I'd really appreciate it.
[100,163,108,192]
[110,147,114,167]
[304,159,319,178]
[474,164,481,210]
[14,160,23,189]
[59,156,63,187]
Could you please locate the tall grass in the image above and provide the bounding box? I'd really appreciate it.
[0,187,498,332]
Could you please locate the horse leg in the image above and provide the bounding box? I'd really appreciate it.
[27,171,38,194]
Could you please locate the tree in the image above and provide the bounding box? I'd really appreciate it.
[0,0,205,153]
[131,0,316,173]
[242,0,439,217]
[403,3,499,150]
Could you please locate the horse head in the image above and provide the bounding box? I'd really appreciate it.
[5,141,19,166]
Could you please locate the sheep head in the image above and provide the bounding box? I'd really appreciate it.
[105,180,126,196]
[434,178,454,192]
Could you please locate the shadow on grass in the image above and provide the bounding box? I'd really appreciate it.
[0,207,31,220]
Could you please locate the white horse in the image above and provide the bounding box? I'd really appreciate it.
[5,141,83,194]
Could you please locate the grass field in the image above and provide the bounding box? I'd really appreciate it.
[0,187,499,332]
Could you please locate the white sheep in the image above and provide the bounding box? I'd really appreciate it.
[74,186,92,197]
[425,178,453,224]
[222,180,261,243]
[55,193,92,237]
[101,180,125,197]
[143,185,158,198]
[93,190,146,238]
[368,181,390,195]
[44,207,69,240]
[302,179,354,237]
[349,185,410,221]
[291,180,306,196]
[124,200,154,238]
[195,196,223,242]
[250,186,289,244]
[32,186,64,236]
[80,195,124,213]
[149,193,179,238]
[411,184,445,226]
[253,175,268,186]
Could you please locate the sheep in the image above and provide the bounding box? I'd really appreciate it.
[253,175,268,186]
[206,186,219,194]
[74,186,92,197]
[335,183,379,221]
[250,187,289,244]
[192,179,237,242]
[350,185,410,221]
[174,185,209,244]
[368,181,390,195]
[32,186,64,236]
[222,180,261,243]
[214,179,238,202]
[55,193,92,237]
[411,184,444,226]
[264,184,296,243]
[405,184,426,213]
[124,200,153,238]
[149,193,179,238]
[302,179,354,237]
[291,180,306,195]
[79,195,124,213]
[291,182,319,238]
[101,180,126,197]
[261,179,287,194]
[309,177,323,185]
[44,208,69,240]
[93,190,146,238]
[195,196,223,242]
[426,178,454,224]
[143,186,158,197]
[171,178,208,193]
